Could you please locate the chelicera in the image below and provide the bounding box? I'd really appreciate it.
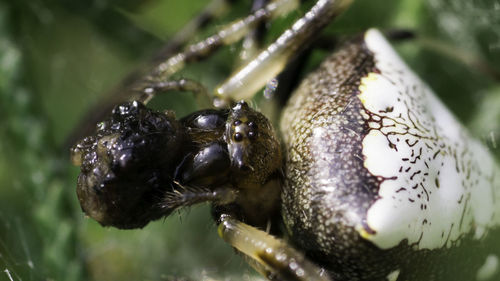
[70,0,500,280]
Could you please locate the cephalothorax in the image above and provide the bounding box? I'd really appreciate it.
[71,100,282,229]
[71,0,500,280]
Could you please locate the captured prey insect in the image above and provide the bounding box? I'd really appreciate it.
[70,0,500,280]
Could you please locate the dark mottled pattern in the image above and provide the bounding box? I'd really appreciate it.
[72,100,283,230]
[71,101,186,229]
[280,37,500,280]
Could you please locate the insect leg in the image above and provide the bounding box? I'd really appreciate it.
[215,0,353,103]
[218,215,331,281]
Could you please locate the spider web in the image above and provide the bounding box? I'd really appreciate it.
[0,8,39,280]
[0,216,35,281]
[0,4,81,280]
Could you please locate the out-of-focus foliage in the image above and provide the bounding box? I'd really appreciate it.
[0,0,498,280]
[0,2,81,280]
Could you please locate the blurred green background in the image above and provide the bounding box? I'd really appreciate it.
[0,0,499,280]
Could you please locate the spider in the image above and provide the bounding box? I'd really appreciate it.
[70,0,500,280]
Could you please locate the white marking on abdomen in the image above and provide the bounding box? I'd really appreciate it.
[358,29,500,250]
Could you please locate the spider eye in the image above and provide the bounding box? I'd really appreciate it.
[248,121,257,130]
[248,131,257,140]
[234,132,243,142]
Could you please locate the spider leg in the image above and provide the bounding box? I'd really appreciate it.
[381,28,499,80]
[218,215,331,281]
[136,78,211,108]
[239,0,272,64]
[149,0,300,82]
[137,0,280,109]
[129,0,300,108]
[215,0,353,103]
[152,0,235,63]
[161,185,237,212]
[66,0,297,146]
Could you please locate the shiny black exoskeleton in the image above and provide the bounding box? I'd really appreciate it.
[71,100,282,229]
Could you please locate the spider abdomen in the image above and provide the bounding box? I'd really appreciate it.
[281,29,500,281]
